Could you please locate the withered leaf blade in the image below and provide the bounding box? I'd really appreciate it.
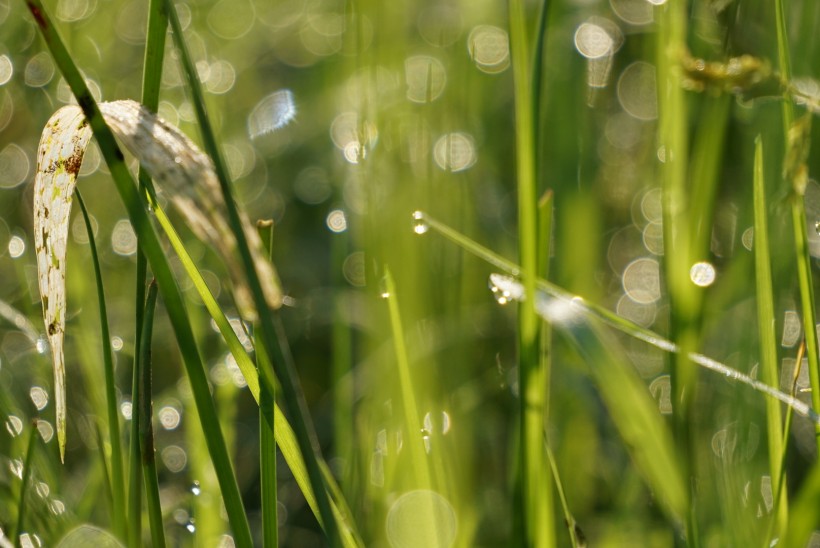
[34,99,282,461]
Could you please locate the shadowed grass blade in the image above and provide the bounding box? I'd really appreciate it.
[137,280,166,548]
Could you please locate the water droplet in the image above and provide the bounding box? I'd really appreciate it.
[248,90,296,138]
[9,458,23,479]
[30,386,49,410]
[326,209,348,233]
[5,415,23,437]
[37,420,54,442]
[191,480,201,496]
[186,519,196,534]
[120,401,133,420]
[111,336,123,351]
[815,220,820,235]
[412,211,429,235]
[689,261,716,287]
[8,235,25,258]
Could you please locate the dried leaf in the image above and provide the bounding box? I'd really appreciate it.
[34,100,282,460]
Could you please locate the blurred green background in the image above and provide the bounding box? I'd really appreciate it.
[2,0,820,546]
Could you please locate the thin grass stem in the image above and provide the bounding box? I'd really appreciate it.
[75,188,127,541]
[752,136,787,541]
[12,422,38,545]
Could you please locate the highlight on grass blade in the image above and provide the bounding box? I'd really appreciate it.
[33,99,283,460]
[488,273,820,424]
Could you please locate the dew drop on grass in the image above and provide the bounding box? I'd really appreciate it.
[30,386,49,410]
[326,209,348,233]
[248,90,296,138]
[412,211,429,235]
[781,310,801,348]
[689,261,716,287]
[185,519,196,534]
[36,420,53,443]
[191,480,201,496]
[5,415,22,437]
[467,25,510,74]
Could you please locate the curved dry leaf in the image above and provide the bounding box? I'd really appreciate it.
[34,99,282,461]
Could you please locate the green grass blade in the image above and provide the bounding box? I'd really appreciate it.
[163,1,341,541]
[508,1,551,544]
[23,2,253,544]
[752,136,787,540]
[152,193,360,544]
[382,268,429,487]
[12,422,38,545]
[137,280,166,548]
[416,211,820,422]
[75,189,127,541]
[257,221,278,548]
[558,315,687,525]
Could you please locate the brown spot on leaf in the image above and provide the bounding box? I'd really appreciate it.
[48,323,57,335]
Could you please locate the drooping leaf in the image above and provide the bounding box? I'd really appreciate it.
[33,100,283,460]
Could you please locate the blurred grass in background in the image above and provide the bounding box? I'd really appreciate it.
[2,0,820,546]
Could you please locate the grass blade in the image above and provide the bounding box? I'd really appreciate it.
[257,221,278,548]
[75,188,127,540]
[752,136,787,540]
[12,422,38,545]
[137,280,166,548]
[508,1,551,544]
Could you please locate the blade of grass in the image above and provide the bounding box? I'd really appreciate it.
[75,189,127,541]
[12,421,38,545]
[163,1,341,542]
[544,443,580,548]
[23,2,253,544]
[132,2,168,545]
[775,0,820,452]
[137,280,166,548]
[752,135,787,541]
[508,1,551,545]
[414,211,820,423]
[151,193,361,544]
[257,220,278,548]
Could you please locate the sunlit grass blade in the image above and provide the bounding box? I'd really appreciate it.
[508,0,551,543]
[752,136,787,540]
[23,2,252,543]
[163,0,341,541]
[415,211,820,423]
[75,189,127,540]
[382,268,430,488]
[136,280,166,548]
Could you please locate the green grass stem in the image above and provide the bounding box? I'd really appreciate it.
[23,2,253,543]
[752,136,787,541]
[257,221,278,548]
[137,280,166,548]
[12,422,38,546]
[75,189,127,541]
[508,1,551,544]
